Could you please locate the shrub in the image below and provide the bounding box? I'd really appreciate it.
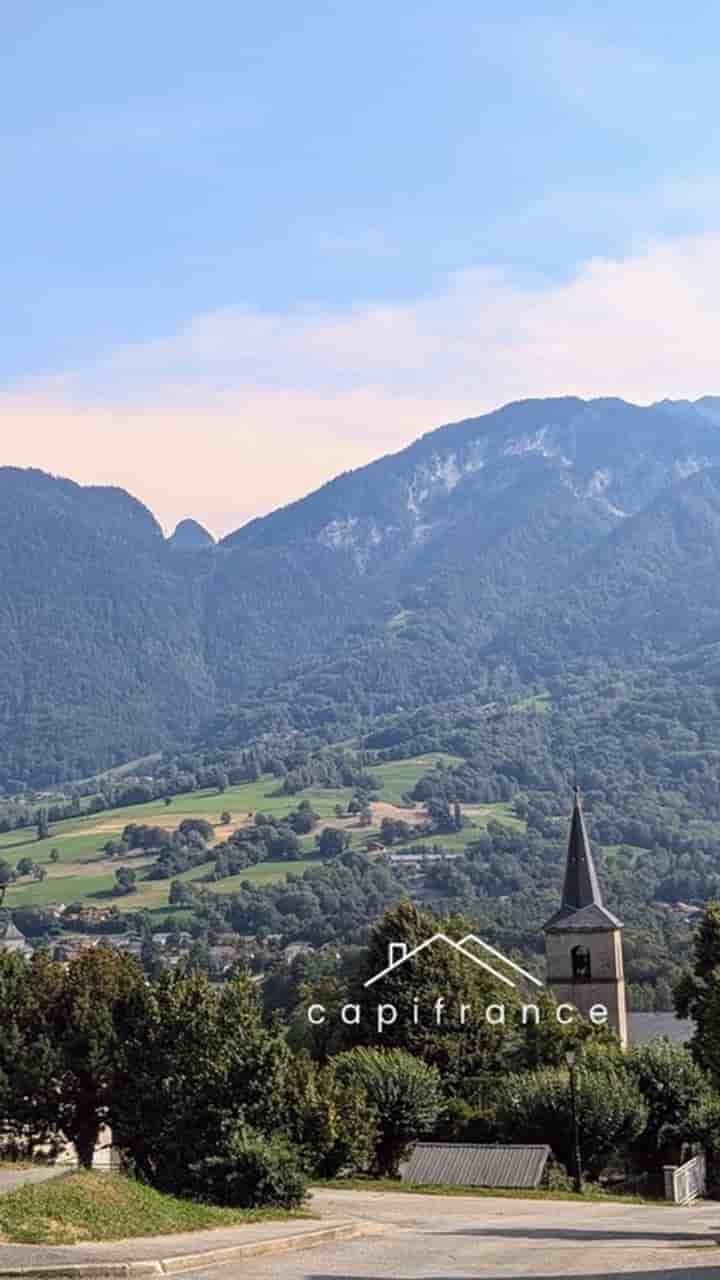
[188,1125,308,1209]
[333,1047,444,1177]
[283,1054,379,1172]
[626,1041,713,1169]
[490,1064,648,1179]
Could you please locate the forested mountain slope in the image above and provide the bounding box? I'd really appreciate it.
[3,395,720,787]
[0,470,213,788]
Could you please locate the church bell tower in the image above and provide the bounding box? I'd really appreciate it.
[544,787,628,1048]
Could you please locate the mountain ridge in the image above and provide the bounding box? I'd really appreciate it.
[3,393,720,788]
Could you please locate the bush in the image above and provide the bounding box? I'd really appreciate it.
[188,1125,308,1209]
[625,1041,713,1169]
[490,1064,648,1180]
[333,1047,444,1177]
[290,1060,379,1178]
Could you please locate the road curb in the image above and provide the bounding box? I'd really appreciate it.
[0,1220,384,1278]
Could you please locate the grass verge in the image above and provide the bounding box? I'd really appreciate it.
[0,1172,311,1245]
[312,1177,673,1205]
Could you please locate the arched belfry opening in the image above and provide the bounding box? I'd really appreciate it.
[571,944,591,980]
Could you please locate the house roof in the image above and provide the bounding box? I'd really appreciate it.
[401,1143,550,1189]
[0,920,26,942]
[544,788,622,933]
[0,918,32,953]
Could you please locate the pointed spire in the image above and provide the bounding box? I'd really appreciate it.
[561,786,604,911]
[543,785,623,933]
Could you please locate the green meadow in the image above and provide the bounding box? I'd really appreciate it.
[0,755,519,913]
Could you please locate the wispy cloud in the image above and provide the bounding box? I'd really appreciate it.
[3,233,720,534]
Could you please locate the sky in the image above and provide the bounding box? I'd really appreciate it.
[2,1,720,535]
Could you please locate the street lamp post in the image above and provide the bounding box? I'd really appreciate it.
[565,1050,583,1194]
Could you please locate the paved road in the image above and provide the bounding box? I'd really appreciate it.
[190,1188,720,1280]
[0,1165,66,1195]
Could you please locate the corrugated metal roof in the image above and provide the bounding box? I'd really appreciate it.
[401,1143,550,1189]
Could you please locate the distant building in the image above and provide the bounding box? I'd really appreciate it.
[0,918,33,958]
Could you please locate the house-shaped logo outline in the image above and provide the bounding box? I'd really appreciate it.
[363,931,544,990]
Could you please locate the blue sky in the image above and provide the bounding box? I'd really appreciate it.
[3,2,720,532]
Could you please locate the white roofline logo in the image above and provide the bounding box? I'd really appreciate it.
[363,932,544,990]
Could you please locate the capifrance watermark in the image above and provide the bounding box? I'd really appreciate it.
[306,997,609,1033]
[305,933,609,1034]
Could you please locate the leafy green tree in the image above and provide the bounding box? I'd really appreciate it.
[0,948,150,1168]
[16,857,36,877]
[316,828,350,858]
[0,951,61,1155]
[169,878,196,908]
[490,1062,648,1180]
[281,1053,378,1177]
[333,1047,443,1177]
[626,1041,713,1169]
[112,969,294,1192]
[675,902,720,1083]
[114,866,137,895]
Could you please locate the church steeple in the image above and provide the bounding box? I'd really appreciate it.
[544,785,627,1048]
[544,787,622,933]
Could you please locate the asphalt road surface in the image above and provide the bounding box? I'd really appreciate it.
[192,1188,720,1280]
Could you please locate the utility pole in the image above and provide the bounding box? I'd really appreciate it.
[565,1049,583,1193]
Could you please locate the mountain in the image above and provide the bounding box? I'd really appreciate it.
[3,395,720,787]
[0,469,213,789]
[168,518,215,550]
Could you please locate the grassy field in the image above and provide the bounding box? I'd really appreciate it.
[0,755,519,914]
[0,1171,309,1244]
[368,755,462,805]
[512,691,552,714]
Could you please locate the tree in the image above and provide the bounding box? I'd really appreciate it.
[316,828,350,859]
[36,809,50,841]
[0,951,61,1156]
[333,1047,443,1177]
[178,818,214,843]
[114,866,137,896]
[675,902,720,1083]
[0,948,150,1168]
[16,857,36,878]
[51,948,150,1167]
[281,1053,378,1178]
[49,848,60,864]
[490,1063,648,1179]
[111,970,294,1192]
[220,811,232,825]
[625,1041,713,1171]
[169,879,196,908]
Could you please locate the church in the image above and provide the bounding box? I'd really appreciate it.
[544,787,628,1048]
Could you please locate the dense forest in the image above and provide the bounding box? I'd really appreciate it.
[4,395,720,790]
